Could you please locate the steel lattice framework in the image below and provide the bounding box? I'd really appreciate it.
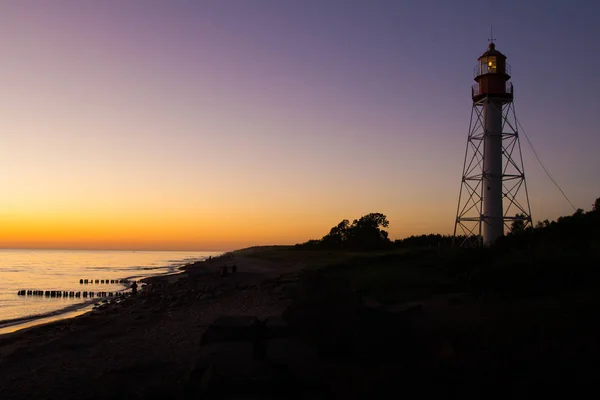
[454,97,532,247]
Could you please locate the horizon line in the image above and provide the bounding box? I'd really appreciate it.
[0,247,229,253]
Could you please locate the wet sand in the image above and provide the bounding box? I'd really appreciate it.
[0,248,303,399]
[0,306,94,336]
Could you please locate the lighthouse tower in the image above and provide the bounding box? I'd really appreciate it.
[454,42,532,247]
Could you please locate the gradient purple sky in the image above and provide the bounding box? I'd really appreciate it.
[0,0,599,250]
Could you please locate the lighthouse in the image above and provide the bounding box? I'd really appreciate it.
[454,42,532,247]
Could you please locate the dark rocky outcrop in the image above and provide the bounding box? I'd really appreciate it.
[282,274,363,359]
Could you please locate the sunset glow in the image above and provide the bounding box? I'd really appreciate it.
[1,1,599,250]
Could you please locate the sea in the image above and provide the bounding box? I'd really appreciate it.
[0,249,222,334]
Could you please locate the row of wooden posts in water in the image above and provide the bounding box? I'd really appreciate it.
[79,279,128,284]
[17,290,126,298]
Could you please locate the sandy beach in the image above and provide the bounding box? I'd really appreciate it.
[0,248,304,399]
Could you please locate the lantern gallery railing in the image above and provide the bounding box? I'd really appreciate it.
[472,82,513,97]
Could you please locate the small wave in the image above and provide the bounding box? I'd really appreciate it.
[0,300,96,329]
[166,257,203,263]
[0,268,27,273]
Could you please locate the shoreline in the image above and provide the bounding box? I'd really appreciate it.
[0,246,305,399]
[0,305,95,336]
[0,254,215,337]
[0,300,97,333]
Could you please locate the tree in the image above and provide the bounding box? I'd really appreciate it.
[509,213,527,235]
[351,213,389,230]
[321,219,350,246]
[346,213,391,250]
[593,197,600,212]
[534,219,551,229]
[318,213,391,250]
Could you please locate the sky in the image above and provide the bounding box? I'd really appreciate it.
[0,0,599,251]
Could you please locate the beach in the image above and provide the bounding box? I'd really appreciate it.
[0,250,216,331]
[2,246,600,399]
[0,248,303,399]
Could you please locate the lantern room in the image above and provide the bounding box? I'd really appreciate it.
[472,43,513,101]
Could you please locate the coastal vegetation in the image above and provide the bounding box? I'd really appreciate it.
[289,196,600,303]
[297,212,392,250]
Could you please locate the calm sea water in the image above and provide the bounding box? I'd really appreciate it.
[0,249,221,330]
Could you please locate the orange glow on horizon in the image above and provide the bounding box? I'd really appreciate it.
[0,197,456,251]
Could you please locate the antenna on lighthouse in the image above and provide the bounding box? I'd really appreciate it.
[454,42,532,247]
[488,26,496,43]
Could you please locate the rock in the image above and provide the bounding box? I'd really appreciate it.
[264,316,292,339]
[199,294,212,302]
[352,307,421,363]
[200,316,258,345]
[186,341,259,397]
[277,274,300,285]
[187,316,314,398]
[437,339,456,360]
[272,285,286,298]
[385,302,423,316]
[265,336,321,387]
[447,293,469,305]
[362,295,384,309]
[282,274,363,358]
[259,279,278,291]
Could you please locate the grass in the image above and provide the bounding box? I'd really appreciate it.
[296,247,453,304]
[235,233,600,305]
[236,245,477,304]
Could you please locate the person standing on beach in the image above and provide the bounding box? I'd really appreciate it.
[131,281,138,297]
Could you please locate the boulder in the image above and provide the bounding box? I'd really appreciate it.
[264,316,292,339]
[282,274,363,358]
[187,316,321,398]
[362,295,384,310]
[186,341,278,397]
[200,315,258,346]
[199,293,212,302]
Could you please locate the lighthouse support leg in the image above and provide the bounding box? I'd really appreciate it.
[454,98,532,247]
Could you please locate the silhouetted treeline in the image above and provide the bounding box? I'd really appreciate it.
[501,197,600,249]
[296,197,600,256]
[296,213,391,251]
[453,196,600,295]
[393,234,459,248]
[297,213,468,251]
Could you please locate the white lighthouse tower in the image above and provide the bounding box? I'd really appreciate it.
[454,42,532,247]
